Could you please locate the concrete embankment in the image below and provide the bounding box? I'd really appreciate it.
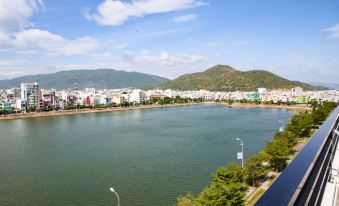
[0,103,196,121]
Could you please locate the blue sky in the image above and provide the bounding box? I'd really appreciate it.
[0,0,338,83]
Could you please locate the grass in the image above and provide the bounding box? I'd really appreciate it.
[247,188,266,206]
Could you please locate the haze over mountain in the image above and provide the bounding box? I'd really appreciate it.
[0,69,170,90]
[310,82,339,90]
[153,65,324,91]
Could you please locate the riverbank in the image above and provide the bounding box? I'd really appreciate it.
[0,103,197,121]
[0,102,311,121]
[215,102,312,111]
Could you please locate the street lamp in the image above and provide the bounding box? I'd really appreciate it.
[278,120,285,133]
[236,138,244,167]
[109,187,120,206]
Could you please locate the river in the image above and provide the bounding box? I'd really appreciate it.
[0,104,292,206]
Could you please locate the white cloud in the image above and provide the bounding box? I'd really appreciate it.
[0,1,98,55]
[0,60,27,79]
[323,23,339,39]
[173,14,198,22]
[12,29,99,55]
[0,60,26,67]
[0,71,26,80]
[0,0,43,33]
[132,51,206,66]
[85,0,206,26]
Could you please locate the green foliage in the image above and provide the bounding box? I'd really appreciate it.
[176,193,200,206]
[227,99,234,105]
[265,136,291,172]
[308,99,319,111]
[275,131,298,148]
[197,181,246,206]
[0,109,15,115]
[245,153,270,186]
[175,164,247,206]
[287,112,313,138]
[155,65,325,91]
[212,164,245,184]
[311,101,337,125]
[28,106,36,113]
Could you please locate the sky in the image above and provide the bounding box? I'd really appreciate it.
[0,0,338,83]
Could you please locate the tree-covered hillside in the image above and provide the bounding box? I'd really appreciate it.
[154,65,324,91]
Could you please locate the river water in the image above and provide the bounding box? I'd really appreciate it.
[0,104,292,206]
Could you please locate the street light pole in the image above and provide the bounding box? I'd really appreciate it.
[236,138,244,167]
[278,120,285,132]
[109,187,120,206]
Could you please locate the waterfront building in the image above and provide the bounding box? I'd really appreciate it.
[291,87,303,97]
[296,94,309,104]
[246,92,260,101]
[20,82,39,112]
[0,101,12,111]
[129,89,146,104]
[164,89,177,98]
[111,94,122,105]
[39,89,56,110]
[258,88,267,94]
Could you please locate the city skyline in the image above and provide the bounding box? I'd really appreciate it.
[0,0,339,83]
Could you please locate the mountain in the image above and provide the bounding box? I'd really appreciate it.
[0,69,170,90]
[153,65,325,91]
[310,82,339,90]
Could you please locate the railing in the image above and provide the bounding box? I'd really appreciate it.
[256,107,339,206]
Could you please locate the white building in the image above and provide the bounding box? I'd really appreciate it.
[291,87,303,97]
[20,82,39,111]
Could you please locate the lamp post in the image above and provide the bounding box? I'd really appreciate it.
[278,120,285,133]
[109,187,120,206]
[236,138,244,167]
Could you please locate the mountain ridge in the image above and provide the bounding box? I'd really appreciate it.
[0,69,170,90]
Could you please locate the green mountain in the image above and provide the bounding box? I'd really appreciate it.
[153,65,325,91]
[0,69,169,90]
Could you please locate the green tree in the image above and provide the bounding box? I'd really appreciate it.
[245,152,270,187]
[213,164,245,184]
[287,112,313,138]
[275,131,297,148]
[308,99,318,111]
[176,193,201,206]
[197,182,246,206]
[265,137,291,172]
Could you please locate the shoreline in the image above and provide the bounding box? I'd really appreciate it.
[0,102,311,121]
[0,103,197,121]
[214,102,312,111]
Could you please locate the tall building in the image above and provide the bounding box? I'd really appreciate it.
[21,82,39,111]
[291,87,303,97]
[39,89,56,110]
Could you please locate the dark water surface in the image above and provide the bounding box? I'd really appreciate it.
[0,104,292,206]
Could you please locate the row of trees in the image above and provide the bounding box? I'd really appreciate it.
[176,101,337,206]
[216,98,300,106]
